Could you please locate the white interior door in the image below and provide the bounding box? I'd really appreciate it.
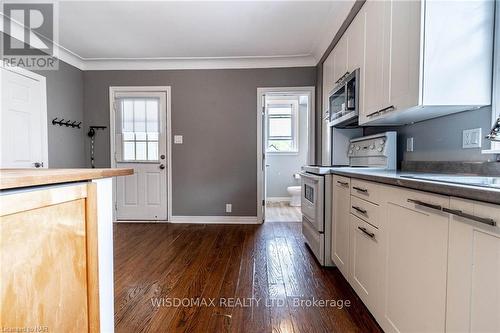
[0,66,48,168]
[114,92,168,220]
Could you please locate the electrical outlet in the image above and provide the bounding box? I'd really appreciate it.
[225,204,232,213]
[462,128,482,148]
[406,137,414,152]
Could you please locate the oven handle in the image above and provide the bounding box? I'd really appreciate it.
[299,172,323,182]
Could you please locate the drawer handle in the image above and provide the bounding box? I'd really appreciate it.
[352,206,367,214]
[366,105,395,118]
[443,208,497,226]
[353,186,368,193]
[407,199,442,212]
[337,181,349,186]
[358,226,375,238]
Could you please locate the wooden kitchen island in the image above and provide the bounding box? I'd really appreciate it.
[0,168,133,333]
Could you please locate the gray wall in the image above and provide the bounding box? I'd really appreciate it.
[36,61,86,167]
[364,106,496,164]
[266,101,308,197]
[83,67,316,216]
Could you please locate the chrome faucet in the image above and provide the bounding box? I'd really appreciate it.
[486,117,500,141]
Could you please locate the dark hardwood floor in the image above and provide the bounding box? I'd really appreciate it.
[114,222,382,333]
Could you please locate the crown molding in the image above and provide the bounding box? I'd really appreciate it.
[80,54,316,71]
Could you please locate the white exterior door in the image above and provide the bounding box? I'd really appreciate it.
[0,66,48,168]
[114,92,168,221]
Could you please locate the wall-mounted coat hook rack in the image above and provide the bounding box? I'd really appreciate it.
[87,125,107,138]
[52,118,82,129]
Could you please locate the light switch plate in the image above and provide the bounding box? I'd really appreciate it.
[406,137,414,152]
[462,128,482,148]
[174,135,183,144]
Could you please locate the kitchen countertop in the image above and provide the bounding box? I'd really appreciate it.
[0,168,134,190]
[330,167,500,205]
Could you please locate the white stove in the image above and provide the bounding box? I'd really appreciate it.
[300,131,397,266]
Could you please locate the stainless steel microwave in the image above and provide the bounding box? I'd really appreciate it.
[328,68,359,128]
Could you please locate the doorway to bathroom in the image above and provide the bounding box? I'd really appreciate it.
[257,87,315,223]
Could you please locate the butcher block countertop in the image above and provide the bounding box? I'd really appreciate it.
[0,168,133,190]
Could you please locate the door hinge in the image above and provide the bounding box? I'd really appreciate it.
[262,199,265,206]
[114,202,117,211]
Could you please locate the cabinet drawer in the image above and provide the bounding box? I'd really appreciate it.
[351,179,383,205]
[333,175,351,189]
[351,195,381,228]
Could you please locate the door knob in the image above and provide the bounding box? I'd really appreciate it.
[159,164,165,170]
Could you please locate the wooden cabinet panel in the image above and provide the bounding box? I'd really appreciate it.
[0,183,99,332]
[446,198,500,333]
[382,188,449,333]
[331,176,351,279]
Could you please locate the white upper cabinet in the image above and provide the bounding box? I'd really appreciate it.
[322,51,334,114]
[333,35,348,85]
[359,0,388,124]
[359,0,494,126]
[346,11,365,74]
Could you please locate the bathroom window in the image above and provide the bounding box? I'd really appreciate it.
[266,100,299,153]
[119,97,160,161]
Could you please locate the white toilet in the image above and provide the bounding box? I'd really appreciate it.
[287,186,301,206]
[287,173,302,207]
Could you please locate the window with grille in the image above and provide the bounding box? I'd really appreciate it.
[266,100,299,153]
[119,97,160,161]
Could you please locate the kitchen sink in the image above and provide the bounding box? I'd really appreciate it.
[401,175,500,189]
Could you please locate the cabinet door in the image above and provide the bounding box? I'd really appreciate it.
[323,52,334,114]
[331,176,351,278]
[388,0,421,112]
[349,214,382,315]
[346,11,365,74]
[333,35,348,84]
[360,0,387,124]
[446,198,500,333]
[0,183,100,332]
[382,188,449,333]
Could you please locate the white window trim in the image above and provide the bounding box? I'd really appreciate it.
[265,99,300,154]
[483,0,500,154]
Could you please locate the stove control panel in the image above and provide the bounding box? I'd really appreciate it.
[348,132,397,169]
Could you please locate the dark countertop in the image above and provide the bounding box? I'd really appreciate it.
[330,168,500,205]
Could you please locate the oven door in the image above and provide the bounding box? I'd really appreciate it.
[300,172,324,232]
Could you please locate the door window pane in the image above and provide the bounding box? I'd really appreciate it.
[148,142,158,160]
[269,117,292,137]
[119,97,161,161]
[136,142,147,160]
[123,142,135,160]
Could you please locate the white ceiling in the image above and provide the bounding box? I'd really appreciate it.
[15,1,356,69]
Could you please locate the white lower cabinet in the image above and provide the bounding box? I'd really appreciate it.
[446,198,500,333]
[331,175,351,279]
[349,214,382,317]
[331,177,500,333]
[381,187,450,333]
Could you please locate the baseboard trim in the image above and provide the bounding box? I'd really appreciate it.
[266,197,291,203]
[170,216,261,224]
